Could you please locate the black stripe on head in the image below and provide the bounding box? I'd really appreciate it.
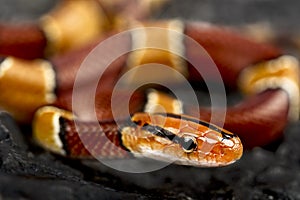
[141,124,197,152]
[142,124,176,141]
[156,113,237,139]
[58,117,70,155]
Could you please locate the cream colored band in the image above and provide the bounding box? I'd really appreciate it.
[125,20,187,84]
[144,89,183,114]
[33,106,74,156]
[0,57,57,122]
[40,0,108,55]
[238,55,300,121]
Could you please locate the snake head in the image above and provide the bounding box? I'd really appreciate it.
[121,113,243,167]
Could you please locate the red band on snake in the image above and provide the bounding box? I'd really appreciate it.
[0,23,47,59]
[0,0,168,59]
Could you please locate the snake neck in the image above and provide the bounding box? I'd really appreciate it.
[59,117,131,159]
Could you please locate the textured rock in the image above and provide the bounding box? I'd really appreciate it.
[1,109,300,199]
[0,112,158,199]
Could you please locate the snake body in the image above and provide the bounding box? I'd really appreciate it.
[0,0,168,59]
[0,19,298,167]
[33,106,242,167]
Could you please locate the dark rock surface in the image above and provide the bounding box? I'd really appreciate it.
[0,1,300,200]
[1,110,300,199]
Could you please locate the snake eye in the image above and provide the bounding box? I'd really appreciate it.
[181,136,197,153]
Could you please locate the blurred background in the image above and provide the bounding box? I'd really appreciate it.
[1,0,300,28]
[1,0,300,56]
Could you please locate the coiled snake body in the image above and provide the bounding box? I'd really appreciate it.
[0,19,299,167]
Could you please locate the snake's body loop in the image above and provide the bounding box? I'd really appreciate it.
[0,19,298,167]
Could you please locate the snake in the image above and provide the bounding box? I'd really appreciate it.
[0,12,299,167]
